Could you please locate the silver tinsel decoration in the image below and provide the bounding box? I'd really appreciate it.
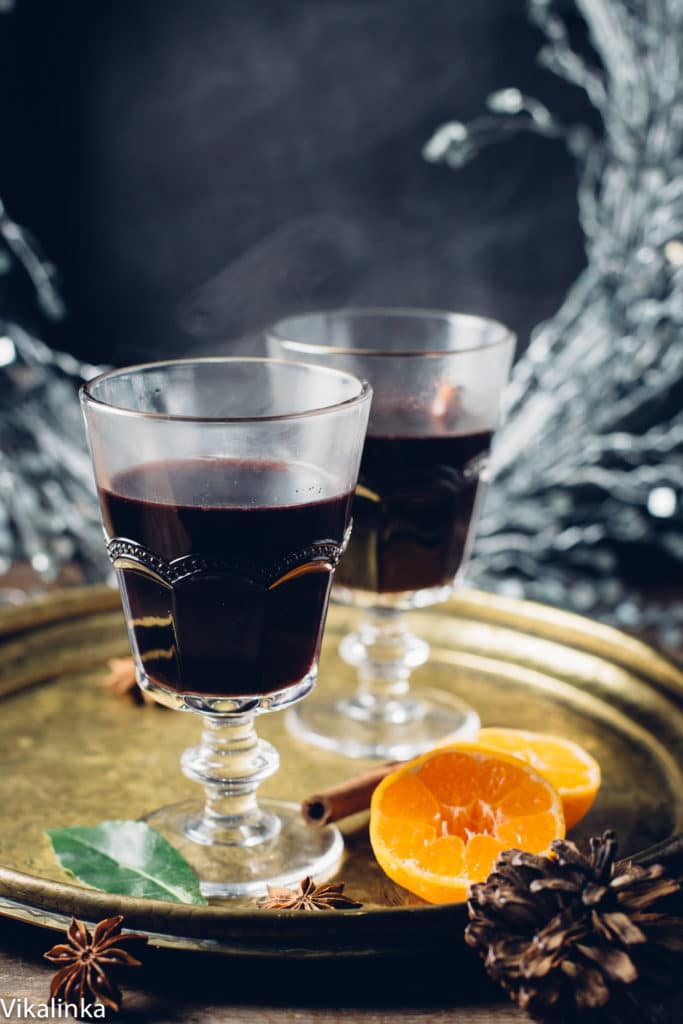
[0,0,105,589]
[425,0,683,643]
[0,204,106,585]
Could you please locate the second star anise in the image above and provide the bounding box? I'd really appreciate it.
[44,915,148,1012]
[257,875,362,910]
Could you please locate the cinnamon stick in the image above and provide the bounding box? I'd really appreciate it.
[301,761,400,827]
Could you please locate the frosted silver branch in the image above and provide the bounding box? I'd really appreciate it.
[0,226,107,584]
[0,3,107,586]
[0,200,65,321]
[0,318,108,582]
[426,0,683,641]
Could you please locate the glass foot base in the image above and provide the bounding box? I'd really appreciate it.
[144,798,344,899]
[286,690,480,760]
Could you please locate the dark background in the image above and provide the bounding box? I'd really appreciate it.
[0,0,589,366]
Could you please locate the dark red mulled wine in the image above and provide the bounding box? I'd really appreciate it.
[99,459,352,698]
[335,408,492,594]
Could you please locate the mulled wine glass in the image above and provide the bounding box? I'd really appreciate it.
[267,309,515,760]
[81,357,371,897]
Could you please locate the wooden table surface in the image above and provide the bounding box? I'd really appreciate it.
[0,915,524,1023]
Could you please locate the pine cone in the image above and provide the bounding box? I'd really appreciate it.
[466,831,683,1022]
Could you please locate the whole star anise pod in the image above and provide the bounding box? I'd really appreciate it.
[466,831,683,1023]
[257,875,362,910]
[44,915,148,1012]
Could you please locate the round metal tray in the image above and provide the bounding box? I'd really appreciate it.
[0,585,681,958]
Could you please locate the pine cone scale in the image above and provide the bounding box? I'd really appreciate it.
[573,965,610,1011]
[530,877,582,894]
[577,943,638,984]
[601,911,646,945]
[618,876,680,910]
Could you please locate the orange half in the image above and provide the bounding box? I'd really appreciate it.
[477,727,601,829]
[369,744,565,905]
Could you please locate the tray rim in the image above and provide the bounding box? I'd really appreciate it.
[1,583,681,690]
[1,584,682,955]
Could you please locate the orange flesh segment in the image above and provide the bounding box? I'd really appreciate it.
[495,811,563,851]
[477,727,601,829]
[464,834,508,879]
[379,773,440,824]
[374,817,438,860]
[498,781,554,816]
[413,835,466,875]
[416,751,482,805]
[369,744,565,906]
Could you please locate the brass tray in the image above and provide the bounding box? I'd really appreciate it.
[0,585,682,958]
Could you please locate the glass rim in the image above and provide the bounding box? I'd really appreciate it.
[80,356,372,424]
[267,306,516,358]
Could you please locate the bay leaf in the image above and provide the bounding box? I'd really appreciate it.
[47,820,207,905]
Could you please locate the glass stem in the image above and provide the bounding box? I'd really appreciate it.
[338,607,430,723]
[180,712,280,847]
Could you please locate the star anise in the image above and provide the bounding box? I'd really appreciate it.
[102,657,155,705]
[257,875,362,910]
[44,915,148,1012]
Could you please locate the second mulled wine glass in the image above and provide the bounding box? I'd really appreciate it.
[81,357,371,896]
[268,309,515,760]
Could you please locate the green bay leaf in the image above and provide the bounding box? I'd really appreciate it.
[47,821,207,905]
